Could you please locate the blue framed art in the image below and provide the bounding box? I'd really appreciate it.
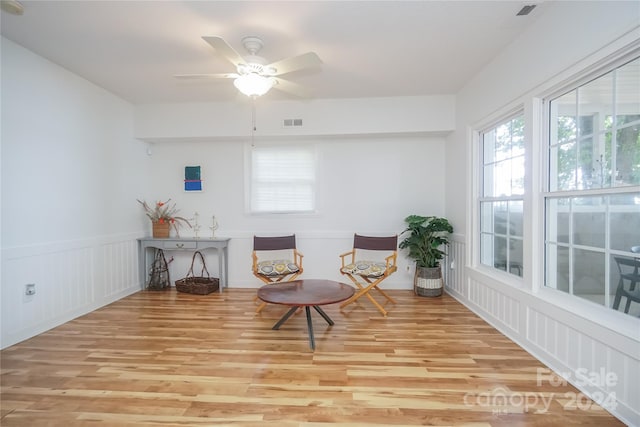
[184,166,202,192]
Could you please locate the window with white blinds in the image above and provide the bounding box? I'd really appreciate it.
[249,144,317,213]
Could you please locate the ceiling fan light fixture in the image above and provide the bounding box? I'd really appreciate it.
[234,73,275,97]
[1,0,24,15]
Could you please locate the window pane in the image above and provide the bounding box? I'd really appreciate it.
[509,201,523,237]
[611,254,640,315]
[557,246,570,292]
[572,199,606,248]
[511,155,525,195]
[577,136,595,189]
[615,59,640,188]
[552,91,577,144]
[546,198,570,244]
[483,128,497,164]
[572,248,605,306]
[598,133,613,188]
[495,161,511,196]
[512,116,525,156]
[579,72,613,124]
[616,58,640,120]
[610,192,640,252]
[480,202,493,233]
[483,163,495,197]
[615,117,640,186]
[578,115,594,137]
[558,213,570,244]
[494,201,508,235]
[546,243,570,291]
[555,141,577,191]
[480,233,494,267]
[494,236,507,271]
[495,122,512,162]
[509,238,523,277]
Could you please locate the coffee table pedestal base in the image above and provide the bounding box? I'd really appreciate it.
[272,305,334,350]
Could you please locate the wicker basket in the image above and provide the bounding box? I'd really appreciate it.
[175,251,219,295]
[147,249,171,291]
[414,266,443,297]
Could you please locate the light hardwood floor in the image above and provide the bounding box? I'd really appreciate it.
[1,288,624,426]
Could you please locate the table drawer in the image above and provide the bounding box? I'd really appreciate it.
[163,241,197,250]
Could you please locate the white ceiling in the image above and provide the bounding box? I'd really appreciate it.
[0,1,547,104]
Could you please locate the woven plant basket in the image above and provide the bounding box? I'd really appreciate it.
[175,251,219,295]
[414,266,443,297]
[152,221,170,238]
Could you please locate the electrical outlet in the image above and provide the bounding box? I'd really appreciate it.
[25,283,36,296]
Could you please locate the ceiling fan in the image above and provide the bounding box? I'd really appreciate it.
[175,36,322,98]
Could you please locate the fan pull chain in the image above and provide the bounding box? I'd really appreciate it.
[251,98,256,147]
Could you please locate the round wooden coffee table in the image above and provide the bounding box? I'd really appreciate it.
[257,279,355,350]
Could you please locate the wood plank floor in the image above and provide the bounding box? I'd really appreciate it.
[1,289,624,426]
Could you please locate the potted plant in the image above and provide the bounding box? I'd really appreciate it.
[137,199,191,238]
[399,215,453,297]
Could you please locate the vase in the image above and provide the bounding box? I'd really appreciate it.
[414,265,443,297]
[152,221,171,238]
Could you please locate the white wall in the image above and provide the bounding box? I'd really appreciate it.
[134,94,455,288]
[141,135,446,287]
[134,95,455,142]
[444,2,640,425]
[0,37,150,348]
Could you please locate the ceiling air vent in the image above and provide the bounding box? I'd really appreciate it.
[516,4,536,16]
[283,118,303,128]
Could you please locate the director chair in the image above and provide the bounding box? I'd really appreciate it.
[339,234,398,316]
[252,235,304,313]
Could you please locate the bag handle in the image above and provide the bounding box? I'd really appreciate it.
[186,251,210,279]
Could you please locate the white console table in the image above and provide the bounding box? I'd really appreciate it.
[137,237,230,293]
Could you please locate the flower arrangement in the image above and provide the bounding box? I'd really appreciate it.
[137,199,191,236]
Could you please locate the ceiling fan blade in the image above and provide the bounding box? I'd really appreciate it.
[174,73,238,79]
[266,52,322,76]
[272,78,312,98]
[202,36,246,69]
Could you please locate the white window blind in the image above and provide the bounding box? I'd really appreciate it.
[250,145,316,213]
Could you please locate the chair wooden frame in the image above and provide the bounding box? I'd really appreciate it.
[252,235,304,313]
[339,234,398,316]
[612,255,640,314]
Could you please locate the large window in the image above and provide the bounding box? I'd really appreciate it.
[545,56,640,316]
[248,144,317,214]
[480,114,525,277]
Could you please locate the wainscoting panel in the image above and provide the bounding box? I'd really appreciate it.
[100,238,139,298]
[443,235,639,425]
[1,234,141,349]
[468,277,520,334]
[526,306,640,422]
[443,235,465,296]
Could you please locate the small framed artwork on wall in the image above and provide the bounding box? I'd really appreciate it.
[184,165,202,192]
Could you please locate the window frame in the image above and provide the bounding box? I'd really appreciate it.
[467,36,640,336]
[541,51,640,313]
[477,110,527,279]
